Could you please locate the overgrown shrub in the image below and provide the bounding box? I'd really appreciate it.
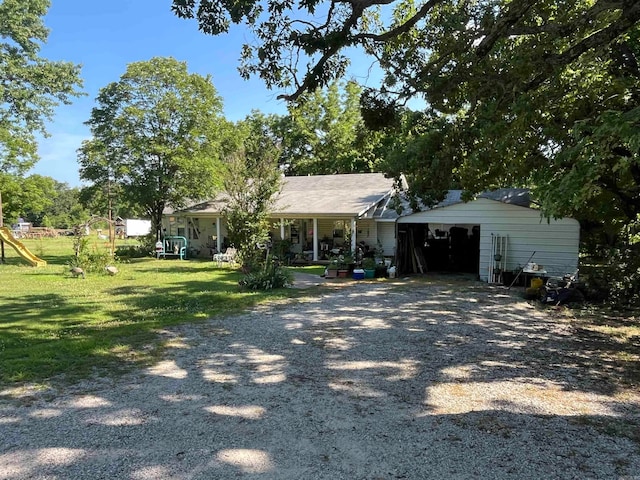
[239,259,293,290]
[582,244,640,306]
[68,249,115,273]
[68,233,117,273]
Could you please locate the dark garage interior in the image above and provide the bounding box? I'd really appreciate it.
[396,223,480,275]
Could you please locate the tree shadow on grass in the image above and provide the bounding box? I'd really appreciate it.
[0,268,295,387]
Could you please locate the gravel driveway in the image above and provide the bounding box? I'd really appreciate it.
[2,277,639,479]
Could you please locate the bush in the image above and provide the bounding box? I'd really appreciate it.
[68,249,115,273]
[239,259,293,290]
[115,244,151,259]
[68,233,118,273]
[582,244,640,306]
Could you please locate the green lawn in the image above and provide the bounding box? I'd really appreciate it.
[0,236,297,388]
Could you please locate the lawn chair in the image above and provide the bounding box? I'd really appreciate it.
[213,247,237,267]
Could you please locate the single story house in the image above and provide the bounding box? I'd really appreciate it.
[162,173,402,262]
[163,175,580,283]
[394,189,580,282]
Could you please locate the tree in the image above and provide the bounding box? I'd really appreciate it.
[0,175,89,230]
[171,0,639,215]
[222,113,283,269]
[0,0,82,174]
[79,57,234,235]
[27,181,89,228]
[175,0,640,301]
[282,81,384,175]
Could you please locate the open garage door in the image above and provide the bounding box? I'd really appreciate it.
[397,223,480,275]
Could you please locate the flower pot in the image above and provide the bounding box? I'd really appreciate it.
[364,268,375,279]
[326,268,338,279]
[337,269,349,278]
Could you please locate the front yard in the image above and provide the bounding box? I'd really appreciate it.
[0,237,298,387]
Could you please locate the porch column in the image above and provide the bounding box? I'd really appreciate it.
[216,217,221,252]
[280,218,285,240]
[351,218,357,253]
[313,218,318,261]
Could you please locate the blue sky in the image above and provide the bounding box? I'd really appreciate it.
[33,0,381,186]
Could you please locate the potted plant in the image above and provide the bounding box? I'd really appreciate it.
[337,253,353,278]
[326,257,339,279]
[362,257,377,279]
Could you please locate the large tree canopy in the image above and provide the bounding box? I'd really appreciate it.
[79,57,234,234]
[281,81,384,175]
[173,0,639,220]
[0,0,82,173]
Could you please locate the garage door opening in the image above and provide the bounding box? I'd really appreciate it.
[397,223,480,275]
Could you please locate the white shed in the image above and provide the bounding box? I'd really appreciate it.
[396,190,580,282]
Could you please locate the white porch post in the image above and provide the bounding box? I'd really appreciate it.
[351,218,357,252]
[280,218,285,240]
[313,218,318,261]
[216,217,221,252]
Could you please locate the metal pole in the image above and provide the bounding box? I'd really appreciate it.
[507,251,536,290]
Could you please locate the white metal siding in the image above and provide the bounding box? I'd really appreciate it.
[376,222,396,257]
[399,198,579,281]
[355,219,377,247]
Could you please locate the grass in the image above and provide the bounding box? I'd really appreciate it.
[0,236,298,389]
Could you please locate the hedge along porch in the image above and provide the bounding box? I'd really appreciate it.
[395,189,580,282]
[162,173,403,262]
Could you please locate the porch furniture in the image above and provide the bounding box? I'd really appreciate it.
[157,236,188,260]
[213,247,237,267]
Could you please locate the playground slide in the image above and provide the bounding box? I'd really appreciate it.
[0,227,47,267]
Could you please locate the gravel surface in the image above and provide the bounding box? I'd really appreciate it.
[1,277,639,479]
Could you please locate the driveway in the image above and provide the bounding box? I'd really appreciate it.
[1,278,639,479]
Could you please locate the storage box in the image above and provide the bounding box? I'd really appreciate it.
[352,268,365,280]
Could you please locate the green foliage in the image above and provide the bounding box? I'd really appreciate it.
[67,234,114,273]
[362,257,377,270]
[283,81,384,175]
[0,174,88,228]
[79,57,234,234]
[239,259,293,290]
[0,0,83,173]
[222,113,283,268]
[581,218,640,306]
[115,243,152,259]
[23,179,89,228]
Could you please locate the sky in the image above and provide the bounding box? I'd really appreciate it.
[32,0,382,187]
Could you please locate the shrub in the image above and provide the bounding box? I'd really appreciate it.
[362,257,377,270]
[68,249,115,273]
[115,244,151,259]
[239,259,293,290]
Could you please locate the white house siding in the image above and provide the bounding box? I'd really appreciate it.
[398,198,580,281]
[355,219,378,248]
[376,222,396,258]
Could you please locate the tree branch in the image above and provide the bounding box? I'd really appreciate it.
[474,0,539,58]
[522,1,640,93]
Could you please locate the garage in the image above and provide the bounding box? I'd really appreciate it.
[395,189,580,283]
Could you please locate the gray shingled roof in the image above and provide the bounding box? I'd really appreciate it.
[378,188,533,220]
[174,173,397,217]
